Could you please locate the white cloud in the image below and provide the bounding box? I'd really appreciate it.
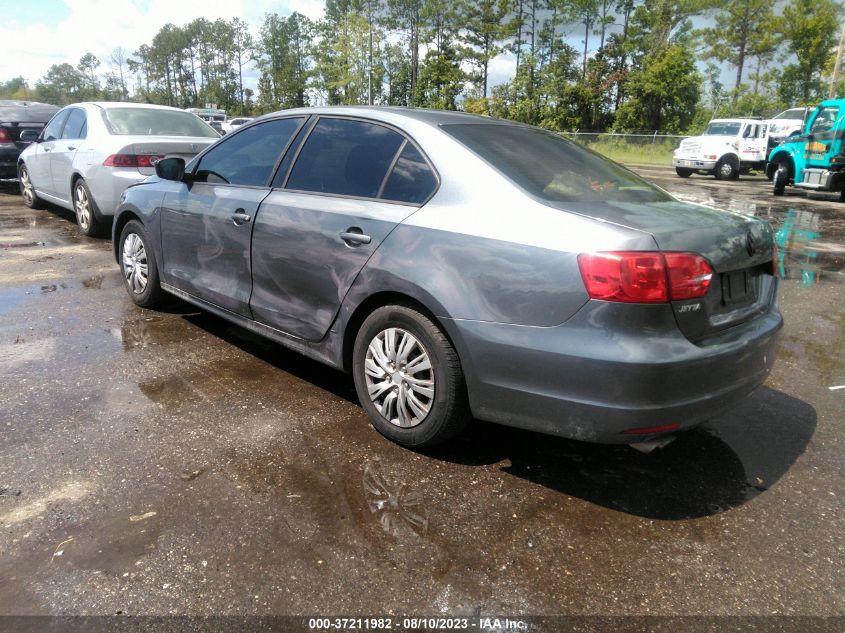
[0,0,301,87]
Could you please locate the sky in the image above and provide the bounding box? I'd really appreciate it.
[0,0,324,88]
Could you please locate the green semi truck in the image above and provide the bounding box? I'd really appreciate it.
[767,99,845,201]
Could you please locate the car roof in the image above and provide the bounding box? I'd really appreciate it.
[258,106,518,129]
[76,102,195,112]
[708,118,761,123]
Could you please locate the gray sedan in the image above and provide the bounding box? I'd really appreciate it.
[18,102,218,236]
[111,107,782,448]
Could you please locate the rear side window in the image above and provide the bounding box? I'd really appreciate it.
[42,110,68,141]
[61,108,87,140]
[381,142,437,204]
[103,108,219,138]
[286,118,404,198]
[194,117,304,187]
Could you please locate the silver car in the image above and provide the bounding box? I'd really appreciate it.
[111,107,782,448]
[18,102,219,236]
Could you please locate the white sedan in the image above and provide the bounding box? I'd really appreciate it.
[17,102,219,236]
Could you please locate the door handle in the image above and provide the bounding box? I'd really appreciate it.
[231,210,252,225]
[43,147,51,152]
[340,229,371,246]
[67,145,76,151]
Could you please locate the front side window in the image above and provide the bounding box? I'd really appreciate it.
[442,123,671,204]
[102,107,219,138]
[194,117,304,187]
[41,110,69,141]
[809,107,838,134]
[61,108,87,140]
[286,118,405,198]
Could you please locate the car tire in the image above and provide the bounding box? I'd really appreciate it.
[773,164,789,196]
[119,220,163,307]
[675,167,693,178]
[352,304,470,448]
[714,157,739,181]
[72,179,107,237]
[18,163,44,209]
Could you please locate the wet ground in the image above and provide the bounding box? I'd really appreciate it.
[0,170,843,624]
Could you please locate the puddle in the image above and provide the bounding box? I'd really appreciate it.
[0,285,40,316]
[363,461,429,537]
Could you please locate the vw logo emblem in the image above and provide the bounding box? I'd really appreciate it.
[746,232,756,256]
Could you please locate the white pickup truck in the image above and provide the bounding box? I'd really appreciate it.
[672,118,770,180]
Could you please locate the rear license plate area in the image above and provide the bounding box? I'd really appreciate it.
[721,270,754,307]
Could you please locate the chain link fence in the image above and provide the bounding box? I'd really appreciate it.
[560,132,690,167]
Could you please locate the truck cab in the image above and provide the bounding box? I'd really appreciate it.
[673,118,769,180]
[768,99,845,201]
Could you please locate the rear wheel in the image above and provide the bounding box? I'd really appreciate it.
[352,305,469,448]
[18,164,43,209]
[119,220,163,307]
[73,179,107,237]
[675,167,693,178]
[714,157,739,181]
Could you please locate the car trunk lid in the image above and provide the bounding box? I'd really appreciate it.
[121,137,216,175]
[0,101,59,150]
[557,198,777,340]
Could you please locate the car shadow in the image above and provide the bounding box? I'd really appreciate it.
[164,307,815,521]
[426,386,816,520]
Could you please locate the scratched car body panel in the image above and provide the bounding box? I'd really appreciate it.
[112,106,782,447]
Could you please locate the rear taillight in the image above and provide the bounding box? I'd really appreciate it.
[0,128,11,143]
[578,251,713,304]
[664,253,714,300]
[103,154,162,167]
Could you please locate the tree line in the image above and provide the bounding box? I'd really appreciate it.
[1,0,843,134]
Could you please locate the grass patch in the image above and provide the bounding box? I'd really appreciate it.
[567,138,679,167]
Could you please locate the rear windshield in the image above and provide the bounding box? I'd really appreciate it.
[704,122,742,136]
[442,123,671,203]
[102,108,219,137]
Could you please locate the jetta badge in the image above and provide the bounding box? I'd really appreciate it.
[746,232,756,256]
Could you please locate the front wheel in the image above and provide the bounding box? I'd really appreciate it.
[714,157,739,181]
[675,167,693,178]
[119,220,163,307]
[352,305,469,448]
[73,179,107,237]
[773,165,789,196]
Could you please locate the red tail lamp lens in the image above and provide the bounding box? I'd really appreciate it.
[578,252,713,303]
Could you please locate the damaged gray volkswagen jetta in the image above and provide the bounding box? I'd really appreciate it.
[111,107,782,448]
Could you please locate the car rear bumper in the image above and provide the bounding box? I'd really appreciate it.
[446,291,783,444]
[85,168,148,217]
[0,144,21,177]
[673,157,717,170]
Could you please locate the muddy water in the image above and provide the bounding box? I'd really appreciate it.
[0,174,842,620]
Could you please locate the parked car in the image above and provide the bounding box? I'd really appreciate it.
[766,107,808,147]
[112,108,782,449]
[0,100,59,178]
[224,117,254,134]
[672,118,770,179]
[18,102,219,236]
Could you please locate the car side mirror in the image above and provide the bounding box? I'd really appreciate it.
[155,157,186,181]
[19,130,40,144]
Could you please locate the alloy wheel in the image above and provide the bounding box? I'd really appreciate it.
[122,233,149,295]
[19,167,34,206]
[74,183,92,230]
[364,327,435,428]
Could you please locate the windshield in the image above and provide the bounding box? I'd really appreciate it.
[102,108,219,137]
[442,123,672,204]
[704,122,742,136]
[774,109,805,120]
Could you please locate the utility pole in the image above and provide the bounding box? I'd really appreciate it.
[831,20,845,99]
[367,0,374,106]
